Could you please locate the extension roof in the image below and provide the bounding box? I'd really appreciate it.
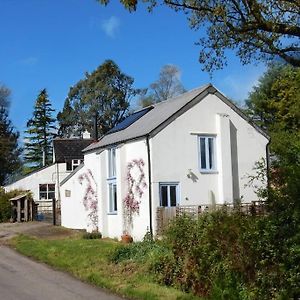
[84,84,269,153]
[53,138,94,163]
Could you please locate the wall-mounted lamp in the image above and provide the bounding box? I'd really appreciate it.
[187,169,193,179]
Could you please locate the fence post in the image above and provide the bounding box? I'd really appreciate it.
[52,198,56,226]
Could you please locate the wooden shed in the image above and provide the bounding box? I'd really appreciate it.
[9,193,35,222]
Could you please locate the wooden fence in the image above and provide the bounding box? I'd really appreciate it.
[156,201,266,235]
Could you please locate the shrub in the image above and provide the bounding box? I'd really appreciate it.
[151,210,300,299]
[110,232,167,265]
[0,188,28,222]
[82,231,102,239]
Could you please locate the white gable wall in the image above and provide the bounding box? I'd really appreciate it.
[150,93,268,211]
[4,163,70,205]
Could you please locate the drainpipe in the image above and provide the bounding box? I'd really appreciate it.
[146,135,153,236]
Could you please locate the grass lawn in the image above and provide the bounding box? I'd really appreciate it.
[10,234,201,300]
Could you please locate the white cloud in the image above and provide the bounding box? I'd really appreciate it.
[219,65,266,103]
[101,16,120,38]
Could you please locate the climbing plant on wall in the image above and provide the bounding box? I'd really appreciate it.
[123,158,147,234]
[78,169,98,232]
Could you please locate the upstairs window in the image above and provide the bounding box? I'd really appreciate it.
[198,136,216,172]
[39,184,55,200]
[107,147,117,213]
[108,148,116,178]
[66,159,83,171]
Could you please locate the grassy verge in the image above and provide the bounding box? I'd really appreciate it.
[9,234,200,300]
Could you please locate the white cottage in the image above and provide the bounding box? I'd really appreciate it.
[4,138,93,213]
[61,84,269,240]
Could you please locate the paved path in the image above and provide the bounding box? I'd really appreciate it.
[0,246,123,300]
[0,222,50,241]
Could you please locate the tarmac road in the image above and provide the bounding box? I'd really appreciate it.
[0,246,124,300]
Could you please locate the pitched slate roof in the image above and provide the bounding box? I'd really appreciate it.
[53,138,94,163]
[84,84,269,153]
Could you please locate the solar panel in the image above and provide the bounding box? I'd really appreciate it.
[107,106,153,135]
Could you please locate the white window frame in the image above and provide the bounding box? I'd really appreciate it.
[198,135,217,173]
[107,148,116,179]
[108,181,118,214]
[159,182,180,207]
[107,147,117,214]
[39,184,55,200]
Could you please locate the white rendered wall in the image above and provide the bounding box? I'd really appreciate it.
[4,163,70,206]
[96,140,150,241]
[150,93,268,214]
[61,152,101,231]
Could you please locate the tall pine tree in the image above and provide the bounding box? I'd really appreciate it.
[0,85,22,184]
[24,89,56,170]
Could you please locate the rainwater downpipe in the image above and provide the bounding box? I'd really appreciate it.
[146,135,153,236]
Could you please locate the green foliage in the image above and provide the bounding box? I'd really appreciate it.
[110,232,165,264]
[149,212,300,299]
[0,107,22,185]
[57,59,139,137]
[12,235,200,300]
[0,85,22,185]
[82,231,102,239]
[0,188,28,222]
[24,89,56,170]
[97,1,300,72]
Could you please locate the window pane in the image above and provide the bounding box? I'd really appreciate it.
[208,138,214,169]
[48,184,55,192]
[161,186,168,207]
[39,184,47,192]
[66,161,72,171]
[112,149,116,177]
[200,138,206,169]
[113,184,117,211]
[40,192,47,200]
[48,192,55,199]
[108,148,116,178]
[170,186,177,207]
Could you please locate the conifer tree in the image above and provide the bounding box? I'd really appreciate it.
[24,89,56,170]
[0,86,21,184]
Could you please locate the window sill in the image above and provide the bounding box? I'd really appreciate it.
[107,212,118,215]
[200,170,218,174]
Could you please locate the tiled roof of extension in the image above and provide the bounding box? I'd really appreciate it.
[53,138,94,163]
[84,84,269,153]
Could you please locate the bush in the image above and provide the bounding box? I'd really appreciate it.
[82,231,102,239]
[0,188,28,222]
[150,211,300,299]
[110,232,167,265]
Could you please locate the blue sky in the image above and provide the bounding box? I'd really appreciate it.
[0,0,266,136]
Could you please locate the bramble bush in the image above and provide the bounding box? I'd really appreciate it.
[151,210,300,299]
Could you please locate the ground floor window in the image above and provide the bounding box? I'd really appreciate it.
[39,184,55,200]
[159,183,179,207]
[108,181,117,213]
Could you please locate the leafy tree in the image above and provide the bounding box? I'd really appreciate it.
[0,86,22,185]
[246,64,300,211]
[24,89,56,170]
[246,64,300,132]
[98,0,300,72]
[57,60,139,137]
[139,64,185,107]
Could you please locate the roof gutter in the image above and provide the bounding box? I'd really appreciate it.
[146,135,153,236]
